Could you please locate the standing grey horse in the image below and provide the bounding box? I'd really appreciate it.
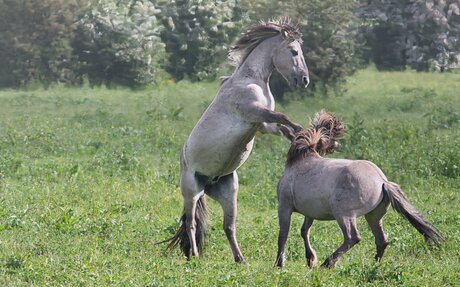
[164,19,309,262]
[275,111,443,268]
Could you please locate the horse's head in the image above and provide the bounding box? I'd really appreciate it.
[272,32,309,89]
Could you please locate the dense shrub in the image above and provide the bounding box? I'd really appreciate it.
[159,0,244,81]
[358,0,460,71]
[73,0,165,87]
[0,0,90,87]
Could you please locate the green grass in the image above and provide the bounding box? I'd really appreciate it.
[0,69,459,286]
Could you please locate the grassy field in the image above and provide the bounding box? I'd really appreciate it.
[0,69,459,286]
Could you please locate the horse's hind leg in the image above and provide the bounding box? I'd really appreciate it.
[301,217,317,268]
[322,216,361,268]
[180,169,205,259]
[365,197,390,262]
[205,172,244,263]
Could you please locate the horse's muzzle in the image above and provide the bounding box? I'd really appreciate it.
[293,75,310,88]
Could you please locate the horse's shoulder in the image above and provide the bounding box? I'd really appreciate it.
[231,83,263,95]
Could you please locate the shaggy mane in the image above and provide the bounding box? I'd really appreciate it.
[310,109,345,146]
[228,18,302,66]
[286,110,345,165]
[286,128,327,165]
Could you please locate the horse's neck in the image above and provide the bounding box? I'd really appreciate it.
[234,37,281,85]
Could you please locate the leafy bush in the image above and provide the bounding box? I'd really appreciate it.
[73,0,165,87]
[358,0,460,71]
[0,0,90,87]
[159,0,244,81]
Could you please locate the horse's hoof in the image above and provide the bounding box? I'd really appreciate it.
[306,257,317,268]
[235,256,245,264]
[320,258,336,268]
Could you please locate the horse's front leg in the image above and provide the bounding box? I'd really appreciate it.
[274,204,293,267]
[237,101,303,133]
[205,172,244,263]
[258,123,295,142]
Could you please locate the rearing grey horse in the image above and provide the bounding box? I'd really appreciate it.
[164,19,309,262]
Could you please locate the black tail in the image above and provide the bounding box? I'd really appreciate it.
[160,195,208,258]
[383,182,443,246]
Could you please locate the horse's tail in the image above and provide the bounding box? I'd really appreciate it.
[383,182,443,246]
[162,195,208,258]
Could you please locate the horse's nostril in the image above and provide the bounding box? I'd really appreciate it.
[302,76,310,87]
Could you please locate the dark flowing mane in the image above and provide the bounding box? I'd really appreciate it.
[286,110,345,165]
[228,18,302,66]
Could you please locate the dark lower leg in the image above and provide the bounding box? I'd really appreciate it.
[275,209,292,267]
[322,217,361,268]
[301,217,317,268]
[365,202,389,262]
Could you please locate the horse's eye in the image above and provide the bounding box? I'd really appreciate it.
[291,49,298,56]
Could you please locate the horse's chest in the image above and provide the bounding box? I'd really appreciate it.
[263,90,275,110]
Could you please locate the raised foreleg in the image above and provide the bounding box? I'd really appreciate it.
[258,123,295,142]
[237,100,303,133]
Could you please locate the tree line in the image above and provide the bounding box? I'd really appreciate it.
[0,0,459,95]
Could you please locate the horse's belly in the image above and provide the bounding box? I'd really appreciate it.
[185,125,257,177]
[295,198,335,220]
[193,139,255,176]
[292,183,336,220]
[294,183,384,220]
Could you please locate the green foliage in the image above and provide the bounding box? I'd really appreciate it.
[1,0,458,90]
[358,0,460,71]
[341,111,460,179]
[0,0,91,87]
[73,0,165,87]
[0,69,459,285]
[0,0,166,88]
[159,0,244,81]
[243,0,363,97]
